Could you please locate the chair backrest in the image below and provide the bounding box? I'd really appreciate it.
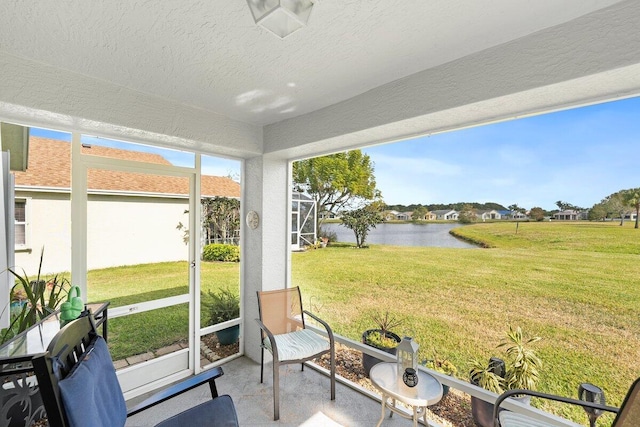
[31,315,100,427]
[257,286,305,336]
[614,377,640,426]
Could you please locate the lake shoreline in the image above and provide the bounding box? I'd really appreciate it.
[323,221,479,248]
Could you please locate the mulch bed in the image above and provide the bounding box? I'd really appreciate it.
[201,333,240,361]
[314,344,477,427]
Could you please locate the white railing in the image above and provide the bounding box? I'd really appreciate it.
[306,323,583,427]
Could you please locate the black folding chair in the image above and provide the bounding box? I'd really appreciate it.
[32,315,239,427]
[494,377,640,427]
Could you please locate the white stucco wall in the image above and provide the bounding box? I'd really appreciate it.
[14,192,71,276]
[86,195,189,270]
[14,191,189,275]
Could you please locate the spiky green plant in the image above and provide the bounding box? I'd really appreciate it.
[499,325,542,391]
[370,311,403,334]
[469,325,542,393]
[469,359,506,393]
[1,248,70,344]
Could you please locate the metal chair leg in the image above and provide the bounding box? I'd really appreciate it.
[273,361,280,420]
[260,347,264,383]
[330,346,336,400]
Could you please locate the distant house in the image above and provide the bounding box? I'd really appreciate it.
[13,137,240,274]
[497,209,527,220]
[383,210,399,220]
[432,209,458,220]
[553,210,582,220]
[412,211,436,221]
[396,212,411,220]
[477,210,501,220]
[319,211,340,220]
[383,210,411,220]
[512,211,528,219]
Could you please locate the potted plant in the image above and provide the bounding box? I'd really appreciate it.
[2,249,70,345]
[469,325,542,427]
[422,350,458,396]
[203,287,240,345]
[361,311,403,377]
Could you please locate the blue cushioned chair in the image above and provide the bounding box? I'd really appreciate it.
[256,286,335,420]
[32,315,238,427]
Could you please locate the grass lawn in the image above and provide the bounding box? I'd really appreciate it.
[293,221,640,422]
[87,261,239,360]
[84,220,638,423]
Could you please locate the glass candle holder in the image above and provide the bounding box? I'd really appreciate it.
[403,368,419,387]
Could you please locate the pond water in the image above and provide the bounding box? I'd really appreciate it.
[322,222,478,248]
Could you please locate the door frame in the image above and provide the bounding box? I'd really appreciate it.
[70,133,201,398]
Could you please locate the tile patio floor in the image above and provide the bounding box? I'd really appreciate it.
[125,356,440,427]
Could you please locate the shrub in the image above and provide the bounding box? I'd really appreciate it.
[203,287,240,324]
[320,230,338,242]
[202,244,240,262]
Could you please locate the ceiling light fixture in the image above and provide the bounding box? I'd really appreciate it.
[246,0,314,39]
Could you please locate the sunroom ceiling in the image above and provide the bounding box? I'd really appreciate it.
[0,0,625,127]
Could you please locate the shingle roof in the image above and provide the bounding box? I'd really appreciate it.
[14,137,240,198]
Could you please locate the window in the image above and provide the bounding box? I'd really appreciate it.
[15,199,27,247]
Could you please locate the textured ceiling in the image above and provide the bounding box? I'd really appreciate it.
[0,0,625,126]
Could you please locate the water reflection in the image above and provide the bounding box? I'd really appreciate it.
[322,223,477,248]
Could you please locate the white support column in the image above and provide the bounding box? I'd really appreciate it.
[242,154,290,362]
[70,133,88,299]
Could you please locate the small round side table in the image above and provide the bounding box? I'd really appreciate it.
[369,362,443,427]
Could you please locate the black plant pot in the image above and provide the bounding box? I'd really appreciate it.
[361,329,401,377]
[471,395,494,427]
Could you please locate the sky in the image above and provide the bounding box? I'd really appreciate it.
[363,96,640,211]
[28,96,640,212]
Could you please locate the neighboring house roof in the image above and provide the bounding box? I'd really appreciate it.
[432,209,456,215]
[14,137,240,198]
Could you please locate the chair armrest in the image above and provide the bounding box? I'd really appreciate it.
[255,318,280,362]
[127,367,224,417]
[493,389,619,426]
[302,310,335,343]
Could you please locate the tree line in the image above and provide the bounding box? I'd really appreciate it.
[588,189,640,228]
[386,202,507,212]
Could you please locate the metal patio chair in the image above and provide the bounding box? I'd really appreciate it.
[494,376,640,427]
[256,286,335,420]
[31,315,238,427]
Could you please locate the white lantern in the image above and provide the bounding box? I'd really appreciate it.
[396,336,419,375]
